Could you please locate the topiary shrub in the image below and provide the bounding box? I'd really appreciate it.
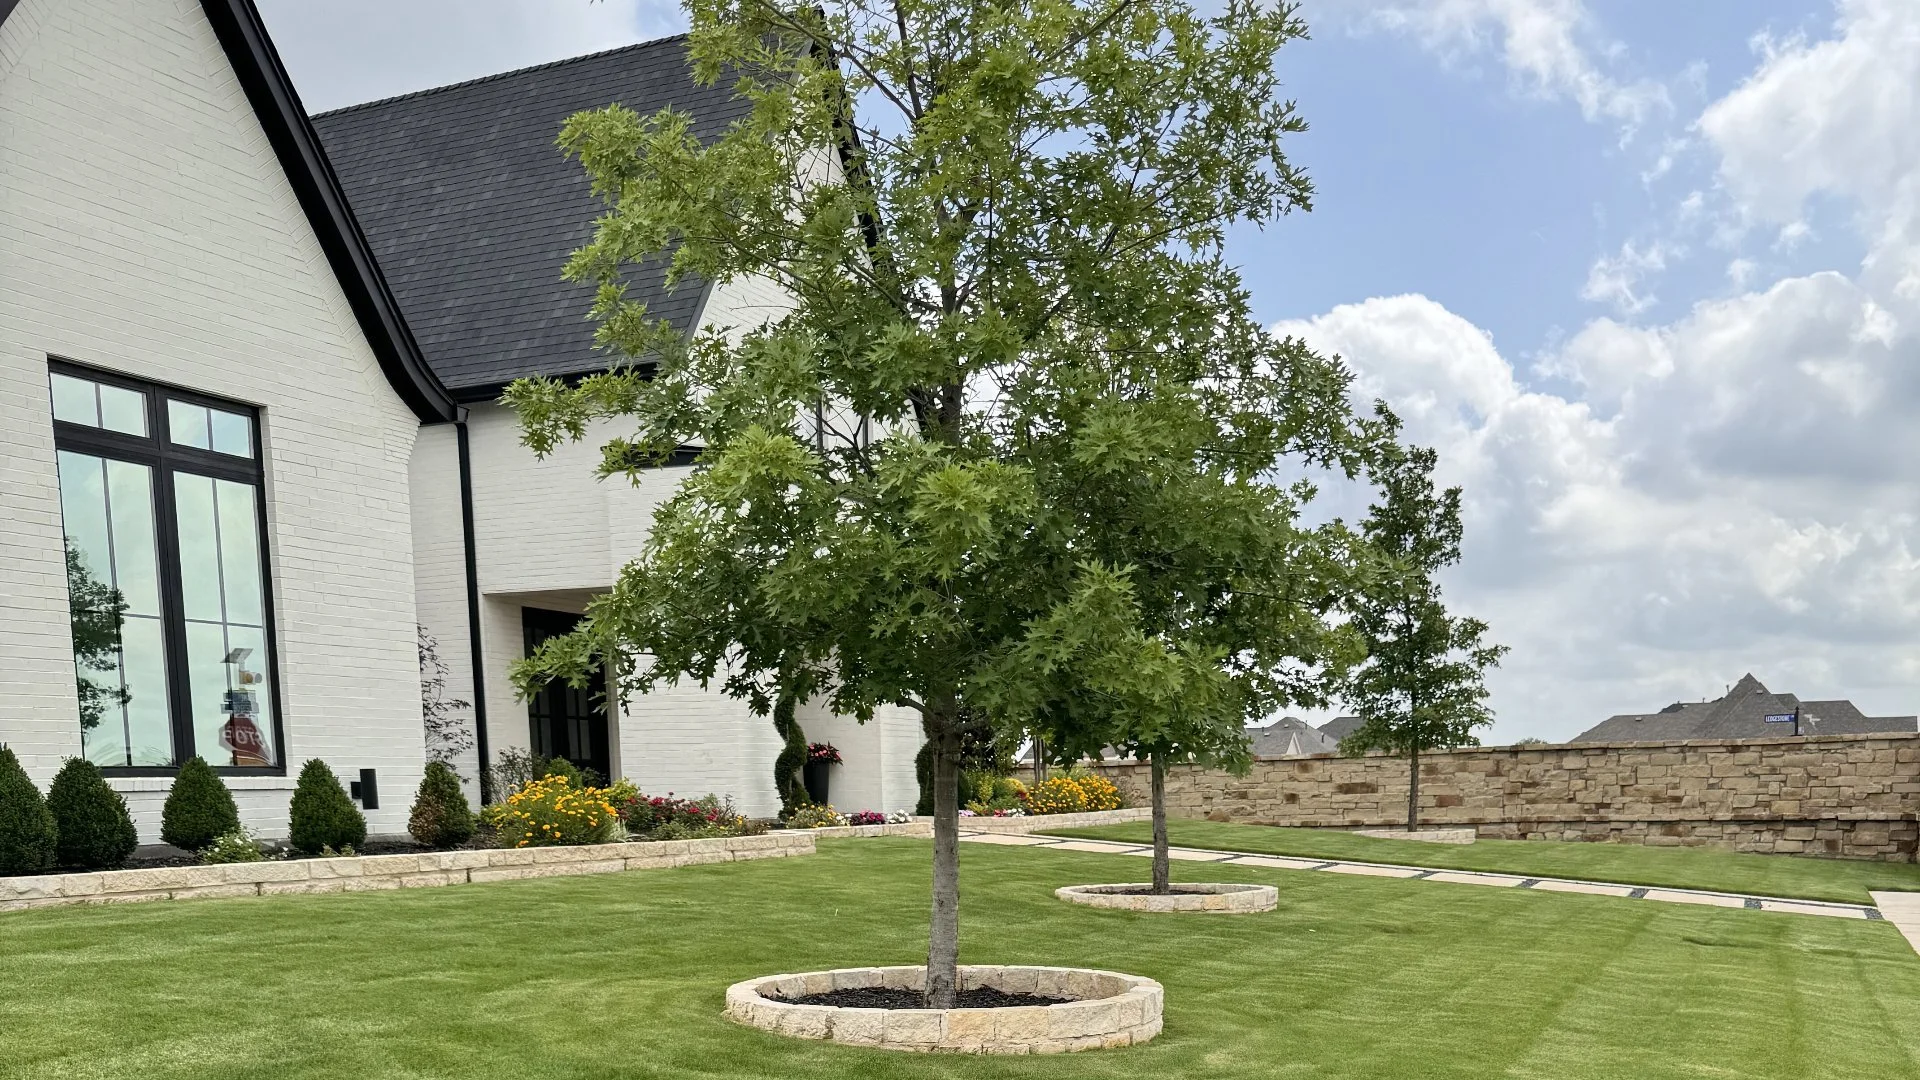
[288,759,367,856]
[160,756,239,852]
[408,760,475,848]
[0,747,57,875]
[47,757,137,869]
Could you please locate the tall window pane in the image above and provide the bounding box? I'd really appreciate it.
[56,450,173,767]
[175,472,276,767]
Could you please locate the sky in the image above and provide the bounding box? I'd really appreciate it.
[258,0,1920,742]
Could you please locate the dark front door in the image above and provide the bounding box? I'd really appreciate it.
[522,607,611,784]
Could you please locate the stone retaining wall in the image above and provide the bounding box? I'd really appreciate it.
[1087,734,1920,861]
[0,832,815,913]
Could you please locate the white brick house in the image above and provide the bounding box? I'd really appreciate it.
[0,0,918,839]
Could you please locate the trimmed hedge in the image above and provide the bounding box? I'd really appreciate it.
[288,759,366,855]
[160,757,240,852]
[0,747,57,875]
[47,758,137,869]
[407,761,475,848]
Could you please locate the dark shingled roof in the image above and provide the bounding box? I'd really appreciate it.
[1249,717,1339,759]
[310,37,753,401]
[1317,715,1364,745]
[1571,673,1917,743]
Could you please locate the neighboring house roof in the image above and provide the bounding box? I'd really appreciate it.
[1249,717,1339,758]
[1317,715,1363,745]
[199,0,456,422]
[1571,673,1918,743]
[310,37,754,402]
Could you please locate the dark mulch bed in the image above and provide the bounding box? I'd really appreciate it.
[780,988,1071,1010]
[1089,886,1220,895]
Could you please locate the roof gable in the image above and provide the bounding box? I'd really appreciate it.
[197,0,454,422]
[310,37,754,401]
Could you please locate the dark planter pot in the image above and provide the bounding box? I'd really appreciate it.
[803,760,831,806]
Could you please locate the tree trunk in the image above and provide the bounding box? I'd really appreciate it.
[925,714,962,1009]
[1150,754,1170,895]
[1406,744,1420,833]
[1032,733,1048,785]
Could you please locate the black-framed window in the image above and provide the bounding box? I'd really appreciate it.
[49,360,284,775]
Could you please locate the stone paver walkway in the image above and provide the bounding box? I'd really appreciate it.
[1871,891,1920,953]
[961,831,1895,924]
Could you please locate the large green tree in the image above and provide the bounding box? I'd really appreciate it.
[1338,431,1508,832]
[510,0,1361,1005]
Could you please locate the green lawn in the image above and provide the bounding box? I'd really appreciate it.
[4,837,1919,1079]
[1049,819,1920,905]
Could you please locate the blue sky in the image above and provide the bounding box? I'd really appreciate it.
[263,0,1920,740]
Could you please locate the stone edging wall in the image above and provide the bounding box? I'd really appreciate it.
[724,965,1164,1053]
[1086,733,1920,861]
[0,832,815,914]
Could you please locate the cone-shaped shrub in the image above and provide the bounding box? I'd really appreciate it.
[47,758,137,869]
[288,758,366,855]
[0,747,57,875]
[407,760,474,848]
[160,756,240,852]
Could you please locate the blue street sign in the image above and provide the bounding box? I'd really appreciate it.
[1763,713,1797,724]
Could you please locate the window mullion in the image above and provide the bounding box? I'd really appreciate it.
[153,462,198,766]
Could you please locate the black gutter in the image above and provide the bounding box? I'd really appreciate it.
[0,0,22,31]
[197,0,456,424]
[456,414,493,803]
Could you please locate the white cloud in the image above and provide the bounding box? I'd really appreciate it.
[1276,274,1920,740]
[1341,0,1669,136]
[256,0,684,113]
[1696,0,1920,304]
[1580,240,1673,315]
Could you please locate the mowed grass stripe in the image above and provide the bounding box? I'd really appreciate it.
[1,837,1917,1080]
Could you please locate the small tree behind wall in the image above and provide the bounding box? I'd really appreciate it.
[1338,432,1507,832]
[418,626,473,771]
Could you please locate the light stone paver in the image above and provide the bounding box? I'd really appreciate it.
[1047,840,1149,855]
[1870,892,1920,954]
[1425,871,1528,888]
[953,832,1057,846]
[971,831,1891,924]
[1322,863,1425,878]
[1761,899,1870,919]
[1530,880,1636,898]
[1642,889,1748,909]
[1232,855,1331,871]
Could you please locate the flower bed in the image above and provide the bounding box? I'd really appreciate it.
[724,965,1163,1053]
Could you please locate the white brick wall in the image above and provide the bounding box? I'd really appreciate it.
[0,0,427,839]
[410,305,924,818]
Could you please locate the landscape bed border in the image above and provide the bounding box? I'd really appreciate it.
[724,964,1164,1053]
[0,832,814,912]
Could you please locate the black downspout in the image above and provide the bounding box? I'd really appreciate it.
[456,412,492,804]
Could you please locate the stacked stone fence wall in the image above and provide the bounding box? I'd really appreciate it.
[1086,733,1920,862]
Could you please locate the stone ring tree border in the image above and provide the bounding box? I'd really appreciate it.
[1055,882,1279,913]
[723,964,1163,1053]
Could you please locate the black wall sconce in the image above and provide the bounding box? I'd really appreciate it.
[348,768,379,810]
